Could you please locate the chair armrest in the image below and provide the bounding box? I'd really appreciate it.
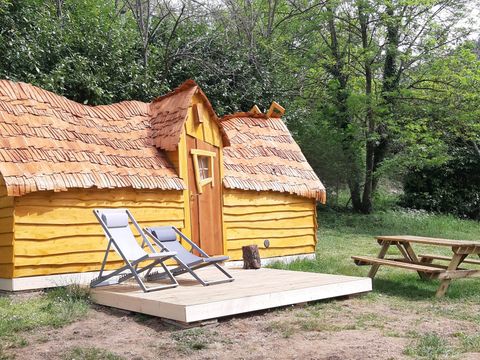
[173,227,211,258]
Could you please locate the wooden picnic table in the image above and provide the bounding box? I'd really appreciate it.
[352,235,480,297]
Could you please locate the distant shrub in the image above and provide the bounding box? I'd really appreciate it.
[400,145,480,220]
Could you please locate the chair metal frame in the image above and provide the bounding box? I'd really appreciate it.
[144,226,234,286]
[91,209,178,292]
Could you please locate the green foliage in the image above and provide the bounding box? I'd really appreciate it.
[401,144,480,220]
[0,0,478,214]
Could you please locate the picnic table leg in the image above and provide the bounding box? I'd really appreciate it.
[401,242,429,280]
[368,242,390,278]
[435,253,467,298]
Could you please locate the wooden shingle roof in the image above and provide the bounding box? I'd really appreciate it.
[0,80,184,196]
[220,113,326,202]
[0,79,325,201]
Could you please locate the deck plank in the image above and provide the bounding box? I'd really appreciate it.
[91,268,371,323]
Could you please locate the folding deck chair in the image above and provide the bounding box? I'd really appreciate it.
[91,209,178,292]
[144,226,234,286]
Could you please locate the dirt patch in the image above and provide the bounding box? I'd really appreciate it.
[7,297,480,360]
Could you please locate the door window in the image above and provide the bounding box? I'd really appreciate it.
[198,156,210,180]
[191,149,216,193]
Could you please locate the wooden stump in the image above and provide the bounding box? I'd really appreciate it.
[242,245,261,269]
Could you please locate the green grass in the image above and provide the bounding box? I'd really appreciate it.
[264,320,296,338]
[455,332,480,353]
[63,347,124,360]
[0,285,90,341]
[270,208,480,301]
[404,332,456,359]
[171,328,217,352]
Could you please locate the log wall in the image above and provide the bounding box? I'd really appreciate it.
[223,189,317,260]
[12,189,185,277]
[0,177,14,278]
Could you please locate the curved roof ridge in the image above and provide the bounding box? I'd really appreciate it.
[150,79,229,151]
[0,79,150,119]
[151,79,198,104]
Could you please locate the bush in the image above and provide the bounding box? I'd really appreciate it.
[401,145,480,220]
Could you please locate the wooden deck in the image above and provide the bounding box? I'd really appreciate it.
[90,268,371,323]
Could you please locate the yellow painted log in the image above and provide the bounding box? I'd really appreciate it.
[223,203,313,215]
[14,220,184,240]
[227,227,314,241]
[227,245,315,261]
[14,251,120,266]
[223,189,317,260]
[223,210,313,222]
[0,181,14,277]
[226,235,316,250]
[16,189,183,202]
[15,237,109,255]
[14,262,124,277]
[15,199,183,209]
[0,246,13,264]
[226,216,313,230]
[223,190,310,206]
[13,260,179,277]
[14,207,184,225]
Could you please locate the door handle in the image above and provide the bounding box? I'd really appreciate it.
[190,192,199,200]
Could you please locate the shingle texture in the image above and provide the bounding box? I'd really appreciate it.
[0,80,184,196]
[0,79,325,201]
[221,113,326,202]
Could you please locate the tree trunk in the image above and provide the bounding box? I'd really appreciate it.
[242,245,261,269]
[325,2,364,213]
[55,0,63,19]
[348,177,363,212]
[374,4,401,194]
[359,1,374,214]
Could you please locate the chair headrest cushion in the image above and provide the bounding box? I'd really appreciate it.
[151,226,177,242]
[102,212,129,228]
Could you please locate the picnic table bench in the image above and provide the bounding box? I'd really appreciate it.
[352,235,480,297]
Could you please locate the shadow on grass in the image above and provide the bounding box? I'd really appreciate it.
[373,278,437,300]
[373,276,480,302]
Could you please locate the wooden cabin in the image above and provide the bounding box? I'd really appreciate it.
[0,79,326,291]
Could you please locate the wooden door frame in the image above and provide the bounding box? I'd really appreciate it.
[186,135,224,255]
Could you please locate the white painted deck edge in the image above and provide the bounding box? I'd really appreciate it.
[0,271,113,291]
[184,278,372,322]
[90,275,372,323]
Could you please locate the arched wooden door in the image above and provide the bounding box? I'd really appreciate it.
[186,135,224,255]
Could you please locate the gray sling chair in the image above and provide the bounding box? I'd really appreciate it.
[91,209,178,292]
[144,226,234,286]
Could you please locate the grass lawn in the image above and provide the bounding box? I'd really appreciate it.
[270,208,480,359]
[272,208,480,300]
[1,208,480,359]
